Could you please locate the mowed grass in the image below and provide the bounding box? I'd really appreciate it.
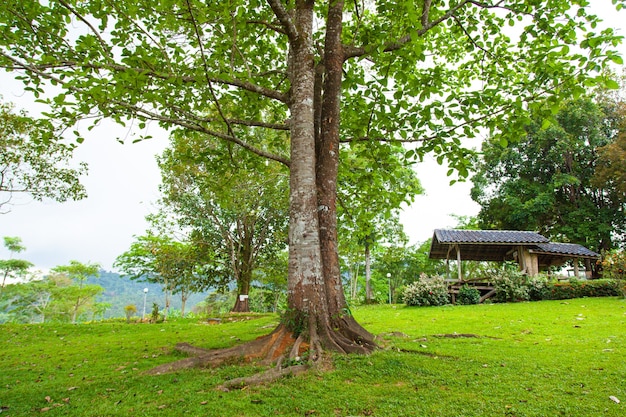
[1,298,624,417]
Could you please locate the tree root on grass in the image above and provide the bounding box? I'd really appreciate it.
[145,321,374,388]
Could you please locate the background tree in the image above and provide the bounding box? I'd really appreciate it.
[0,236,33,290]
[0,100,86,211]
[337,143,422,303]
[374,243,424,304]
[52,260,101,323]
[0,1,621,374]
[471,96,626,276]
[115,231,217,317]
[158,132,289,312]
[1,271,103,323]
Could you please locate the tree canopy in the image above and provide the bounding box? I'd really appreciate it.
[471,96,626,261]
[1,0,623,379]
[157,131,290,312]
[0,100,87,211]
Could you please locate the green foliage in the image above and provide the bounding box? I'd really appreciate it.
[402,274,449,307]
[457,285,480,305]
[0,100,87,209]
[124,304,137,323]
[544,279,621,300]
[490,268,531,302]
[602,249,626,297]
[471,97,626,260]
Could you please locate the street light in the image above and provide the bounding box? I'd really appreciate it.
[386,273,392,304]
[142,287,149,319]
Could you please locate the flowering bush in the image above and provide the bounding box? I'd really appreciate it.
[403,274,449,307]
[490,269,530,302]
[545,279,620,300]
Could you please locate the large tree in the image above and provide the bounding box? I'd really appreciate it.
[0,1,622,380]
[337,142,422,302]
[158,132,290,312]
[471,96,626,269]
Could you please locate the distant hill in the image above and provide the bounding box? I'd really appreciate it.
[87,270,210,318]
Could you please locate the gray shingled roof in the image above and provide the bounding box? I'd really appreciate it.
[433,229,548,244]
[531,243,600,259]
[429,229,599,262]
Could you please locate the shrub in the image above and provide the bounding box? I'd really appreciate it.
[124,304,137,323]
[457,285,480,305]
[403,274,449,307]
[491,269,530,302]
[545,279,620,300]
[527,274,550,301]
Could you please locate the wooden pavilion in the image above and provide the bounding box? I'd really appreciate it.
[428,229,600,281]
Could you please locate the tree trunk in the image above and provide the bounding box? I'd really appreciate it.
[364,242,373,303]
[313,0,375,351]
[231,222,254,312]
[231,272,251,313]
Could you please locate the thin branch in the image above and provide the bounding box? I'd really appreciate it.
[344,0,471,59]
[1,60,288,103]
[421,0,432,28]
[56,0,112,59]
[184,0,237,141]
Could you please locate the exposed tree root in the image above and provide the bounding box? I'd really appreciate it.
[218,363,310,391]
[145,320,377,388]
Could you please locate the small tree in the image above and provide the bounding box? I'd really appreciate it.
[51,260,101,323]
[602,250,626,298]
[124,304,137,323]
[0,236,33,291]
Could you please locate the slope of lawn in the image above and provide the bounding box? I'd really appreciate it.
[1,298,624,416]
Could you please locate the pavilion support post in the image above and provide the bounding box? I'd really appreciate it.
[573,258,580,279]
[455,244,462,282]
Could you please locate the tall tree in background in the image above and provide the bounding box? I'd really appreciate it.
[471,96,626,275]
[158,132,289,312]
[0,1,621,376]
[337,143,422,303]
[0,100,86,211]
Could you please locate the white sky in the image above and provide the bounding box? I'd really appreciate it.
[0,1,624,272]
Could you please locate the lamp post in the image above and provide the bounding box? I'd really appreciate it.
[142,287,148,319]
[386,273,392,304]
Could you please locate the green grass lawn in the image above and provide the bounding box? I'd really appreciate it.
[1,298,624,416]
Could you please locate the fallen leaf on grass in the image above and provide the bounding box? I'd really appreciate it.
[67,386,77,391]
[200,401,208,405]
[609,396,620,404]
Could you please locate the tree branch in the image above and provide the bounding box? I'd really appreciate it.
[1,53,291,167]
[266,0,298,40]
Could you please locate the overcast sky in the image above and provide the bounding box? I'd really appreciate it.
[1,1,624,274]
